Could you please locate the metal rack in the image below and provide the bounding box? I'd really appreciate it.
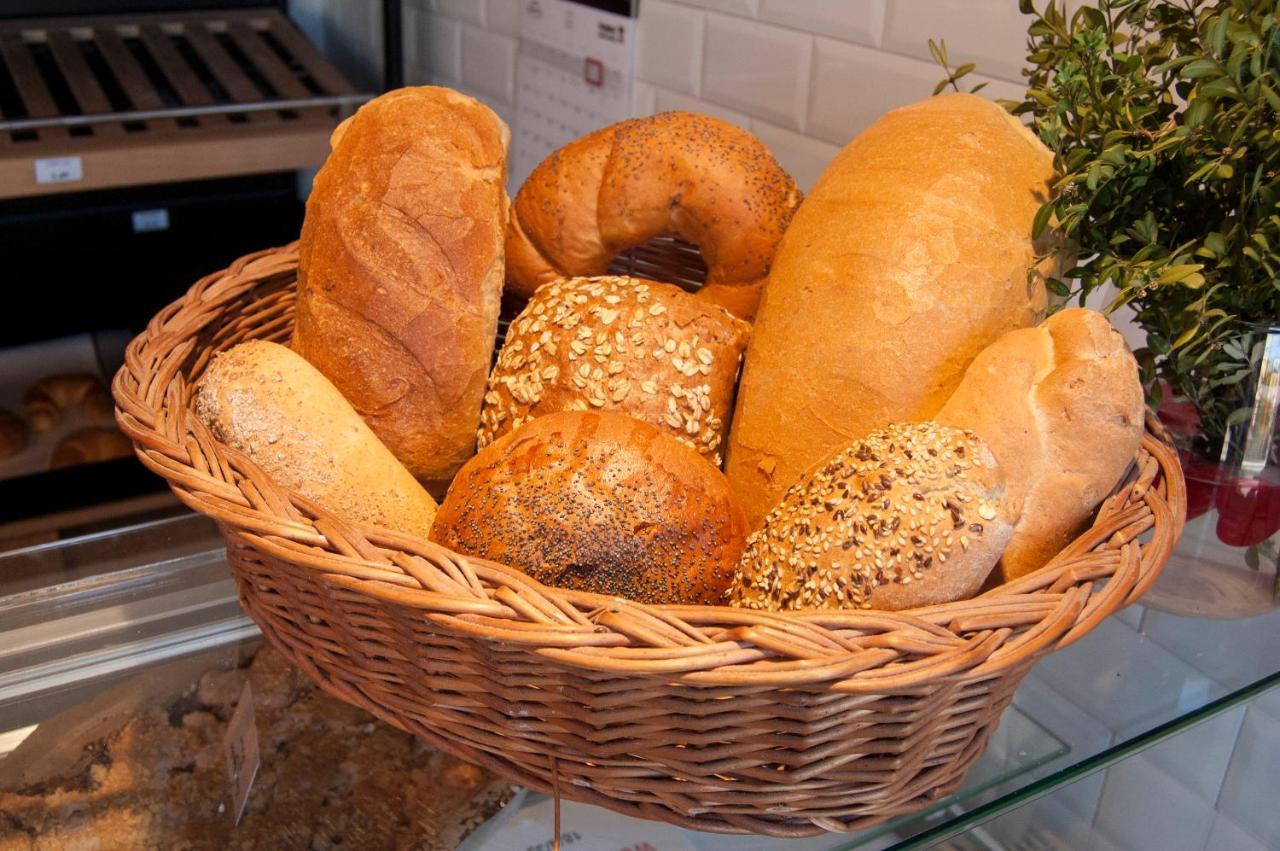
[0,7,370,198]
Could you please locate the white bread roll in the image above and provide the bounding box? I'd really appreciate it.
[937,308,1145,582]
[726,93,1058,528]
[730,422,1013,611]
[194,340,438,538]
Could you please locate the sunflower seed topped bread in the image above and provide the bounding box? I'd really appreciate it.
[292,86,509,485]
[194,340,438,538]
[725,93,1059,528]
[938,308,1145,583]
[505,111,802,320]
[478,276,750,465]
[433,411,747,605]
[729,422,1013,611]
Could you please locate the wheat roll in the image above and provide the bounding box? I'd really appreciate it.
[938,308,1145,582]
[293,86,509,484]
[194,340,438,538]
[433,411,747,605]
[730,422,1013,611]
[478,276,750,465]
[726,93,1058,527]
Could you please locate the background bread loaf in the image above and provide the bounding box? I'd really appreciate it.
[479,276,750,465]
[49,426,132,469]
[726,93,1058,527]
[730,422,1013,611]
[293,86,509,485]
[938,308,1145,582]
[194,340,438,538]
[433,411,747,605]
[24,374,113,433]
[505,111,802,319]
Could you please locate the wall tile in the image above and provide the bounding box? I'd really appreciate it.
[461,25,517,103]
[632,80,657,116]
[702,13,811,130]
[748,117,840,191]
[882,0,1031,84]
[1218,707,1280,847]
[807,37,939,146]
[486,0,521,37]
[670,0,758,15]
[1012,675,1112,821]
[436,0,485,27]
[407,7,462,81]
[638,0,704,96]
[1113,602,1145,631]
[1142,606,1280,692]
[1207,812,1270,851]
[964,72,1025,105]
[1094,754,1215,850]
[758,0,884,48]
[987,793,1125,851]
[651,85,750,130]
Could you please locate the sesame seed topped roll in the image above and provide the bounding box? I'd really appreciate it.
[730,422,1014,611]
[479,276,750,466]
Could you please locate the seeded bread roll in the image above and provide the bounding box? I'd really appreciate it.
[729,422,1013,611]
[478,276,750,465]
[293,86,509,484]
[726,93,1059,528]
[506,111,802,319]
[938,308,1145,583]
[194,340,438,538]
[432,411,747,605]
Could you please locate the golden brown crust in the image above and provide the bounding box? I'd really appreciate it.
[478,276,750,465]
[729,422,1012,612]
[49,427,132,469]
[505,111,802,319]
[0,409,26,460]
[432,411,748,605]
[22,374,113,433]
[193,340,438,538]
[292,86,509,483]
[938,308,1145,582]
[725,93,1058,528]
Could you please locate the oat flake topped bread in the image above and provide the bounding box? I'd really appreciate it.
[479,275,750,465]
[730,422,1014,611]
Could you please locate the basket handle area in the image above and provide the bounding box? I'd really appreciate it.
[113,244,1187,694]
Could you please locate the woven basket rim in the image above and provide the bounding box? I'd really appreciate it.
[113,242,1188,694]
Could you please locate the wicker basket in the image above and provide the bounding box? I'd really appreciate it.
[113,242,1185,838]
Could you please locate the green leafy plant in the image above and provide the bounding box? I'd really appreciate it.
[936,1,1280,459]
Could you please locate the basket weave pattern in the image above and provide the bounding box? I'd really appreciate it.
[114,243,1186,837]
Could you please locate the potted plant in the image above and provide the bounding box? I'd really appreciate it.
[934,0,1280,604]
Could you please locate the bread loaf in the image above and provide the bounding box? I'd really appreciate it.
[478,276,750,465]
[194,340,438,538]
[49,426,132,469]
[292,86,509,485]
[938,308,1145,582]
[0,410,26,460]
[23,374,113,432]
[726,93,1058,527]
[506,111,802,319]
[432,411,747,605]
[730,422,1013,611]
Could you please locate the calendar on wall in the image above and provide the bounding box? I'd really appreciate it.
[512,0,638,188]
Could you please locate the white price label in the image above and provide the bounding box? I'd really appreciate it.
[34,156,83,184]
[223,682,260,824]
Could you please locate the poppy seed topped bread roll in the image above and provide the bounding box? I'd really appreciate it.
[433,411,747,605]
[478,276,751,465]
[726,93,1059,528]
[730,422,1013,611]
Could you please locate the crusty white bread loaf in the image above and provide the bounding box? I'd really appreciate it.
[726,93,1059,528]
[194,340,438,538]
[478,276,750,465]
[433,411,747,605]
[730,422,1013,611]
[937,308,1145,582]
[505,111,802,319]
[292,86,509,485]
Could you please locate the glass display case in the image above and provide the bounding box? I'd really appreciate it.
[1,512,1277,850]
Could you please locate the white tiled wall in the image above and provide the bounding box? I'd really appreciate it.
[404,0,1033,192]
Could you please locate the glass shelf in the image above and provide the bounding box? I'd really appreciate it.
[1,510,1278,848]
